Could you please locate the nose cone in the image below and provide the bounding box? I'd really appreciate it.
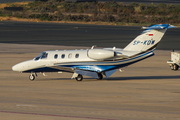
[12,60,34,72]
[12,64,20,72]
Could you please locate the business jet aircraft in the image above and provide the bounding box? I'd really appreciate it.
[12,24,176,81]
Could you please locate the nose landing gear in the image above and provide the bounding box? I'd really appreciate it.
[29,74,35,81]
[29,73,37,81]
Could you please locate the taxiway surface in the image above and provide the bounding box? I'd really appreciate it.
[0,21,180,50]
[0,43,180,120]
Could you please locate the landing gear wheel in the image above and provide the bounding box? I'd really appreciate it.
[97,73,103,80]
[76,74,83,81]
[29,74,35,81]
[173,64,179,71]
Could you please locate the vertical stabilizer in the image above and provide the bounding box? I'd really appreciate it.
[123,24,176,52]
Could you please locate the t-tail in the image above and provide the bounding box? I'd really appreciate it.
[123,24,176,52]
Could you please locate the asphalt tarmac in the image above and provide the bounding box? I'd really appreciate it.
[0,21,180,120]
[0,21,180,50]
[0,43,180,120]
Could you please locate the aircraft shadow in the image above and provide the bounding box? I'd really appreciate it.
[38,75,180,81]
[107,75,180,81]
[39,77,99,81]
[39,78,71,81]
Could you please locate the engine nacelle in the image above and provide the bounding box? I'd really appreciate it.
[87,49,115,60]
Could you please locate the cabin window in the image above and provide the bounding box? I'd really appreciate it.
[61,54,65,59]
[68,53,72,58]
[54,54,58,59]
[75,54,79,58]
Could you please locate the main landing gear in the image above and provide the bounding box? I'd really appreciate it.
[75,74,83,81]
[97,73,103,80]
[75,73,103,81]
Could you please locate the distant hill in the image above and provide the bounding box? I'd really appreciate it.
[1,0,180,4]
[0,0,34,3]
[0,0,180,26]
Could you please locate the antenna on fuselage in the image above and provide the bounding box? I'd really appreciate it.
[113,47,116,50]
[91,45,97,49]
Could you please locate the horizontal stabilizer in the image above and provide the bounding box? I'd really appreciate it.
[142,24,176,30]
[75,69,98,79]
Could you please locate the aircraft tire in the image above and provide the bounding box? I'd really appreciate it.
[29,74,35,81]
[97,73,103,80]
[76,74,83,81]
[173,64,179,71]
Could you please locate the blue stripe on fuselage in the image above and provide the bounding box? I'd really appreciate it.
[23,67,72,73]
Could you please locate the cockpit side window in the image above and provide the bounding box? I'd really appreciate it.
[34,56,41,61]
[41,53,48,59]
[34,52,48,61]
[34,52,44,61]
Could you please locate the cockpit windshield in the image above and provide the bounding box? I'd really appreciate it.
[34,52,48,61]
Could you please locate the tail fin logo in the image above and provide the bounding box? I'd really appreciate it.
[133,40,155,45]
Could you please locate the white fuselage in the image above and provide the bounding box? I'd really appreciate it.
[12,49,95,72]
[12,48,154,73]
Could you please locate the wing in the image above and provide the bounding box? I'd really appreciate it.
[51,63,117,79]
